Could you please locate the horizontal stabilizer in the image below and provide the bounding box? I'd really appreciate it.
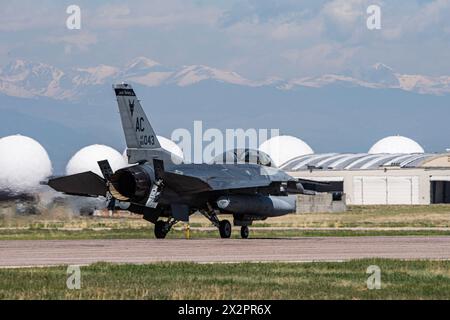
[163,172,212,194]
[48,172,107,197]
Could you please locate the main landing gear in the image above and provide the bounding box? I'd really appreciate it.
[200,209,232,238]
[219,220,232,238]
[240,226,249,239]
[154,218,177,239]
[200,209,250,239]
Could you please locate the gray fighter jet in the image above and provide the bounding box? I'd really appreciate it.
[48,83,318,239]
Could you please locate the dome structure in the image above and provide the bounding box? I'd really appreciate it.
[67,145,127,178]
[368,136,424,154]
[259,135,314,167]
[0,135,52,193]
[123,136,184,163]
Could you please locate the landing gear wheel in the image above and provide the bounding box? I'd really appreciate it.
[154,220,168,239]
[219,220,232,238]
[240,226,249,239]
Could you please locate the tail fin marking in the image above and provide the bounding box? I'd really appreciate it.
[113,83,161,150]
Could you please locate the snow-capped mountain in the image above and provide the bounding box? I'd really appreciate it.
[283,63,450,95]
[119,57,264,87]
[169,65,255,87]
[73,65,119,86]
[359,63,400,86]
[1,57,450,101]
[0,60,68,99]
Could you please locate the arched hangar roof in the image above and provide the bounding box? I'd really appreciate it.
[280,153,437,171]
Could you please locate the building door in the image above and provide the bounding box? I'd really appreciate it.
[431,181,450,203]
[387,177,419,205]
[353,176,419,205]
[353,177,387,205]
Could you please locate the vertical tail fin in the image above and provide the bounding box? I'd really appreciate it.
[113,83,181,164]
[114,83,160,150]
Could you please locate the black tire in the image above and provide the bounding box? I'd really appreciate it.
[240,226,249,239]
[154,221,168,239]
[219,220,232,238]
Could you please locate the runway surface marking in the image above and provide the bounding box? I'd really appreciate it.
[1,237,449,267]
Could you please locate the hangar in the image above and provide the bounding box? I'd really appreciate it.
[282,152,450,205]
[261,135,450,205]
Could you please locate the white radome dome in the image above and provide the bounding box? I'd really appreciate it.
[259,135,314,167]
[0,135,52,193]
[369,136,425,154]
[67,145,127,178]
[123,136,184,163]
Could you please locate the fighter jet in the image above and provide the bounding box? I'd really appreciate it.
[48,83,317,239]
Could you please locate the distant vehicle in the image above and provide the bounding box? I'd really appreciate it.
[48,84,321,239]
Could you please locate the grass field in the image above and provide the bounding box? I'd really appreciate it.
[1,259,449,299]
[1,205,450,240]
[1,227,450,240]
[1,206,449,300]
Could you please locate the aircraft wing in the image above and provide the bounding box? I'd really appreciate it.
[163,163,294,194]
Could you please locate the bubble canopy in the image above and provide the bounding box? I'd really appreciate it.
[212,149,274,167]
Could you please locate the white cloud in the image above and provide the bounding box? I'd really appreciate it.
[322,0,364,26]
[91,1,222,29]
[45,33,98,53]
[1,1,450,78]
[281,43,360,75]
[0,2,60,31]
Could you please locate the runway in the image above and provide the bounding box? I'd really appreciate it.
[1,236,450,267]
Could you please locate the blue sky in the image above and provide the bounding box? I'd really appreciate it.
[1,0,450,79]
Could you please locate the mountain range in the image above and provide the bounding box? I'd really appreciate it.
[1,57,450,101]
[1,57,450,174]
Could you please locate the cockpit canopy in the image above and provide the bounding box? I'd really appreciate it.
[211,148,274,167]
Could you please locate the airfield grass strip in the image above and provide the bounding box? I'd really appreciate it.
[1,259,450,299]
[1,204,450,239]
